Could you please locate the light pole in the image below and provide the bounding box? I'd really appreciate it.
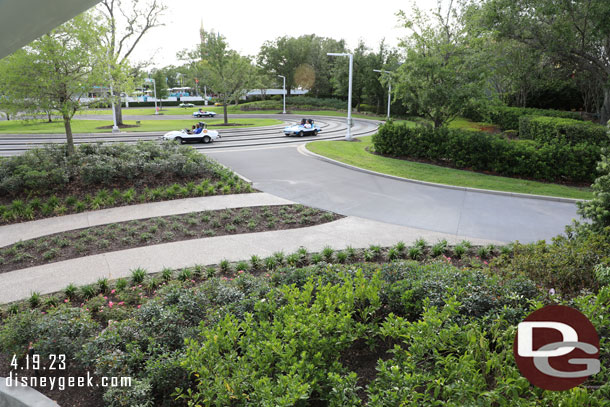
[328,52,354,140]
[373,69,393,120]
[109,84,120,133]
[278,75,286,114]
[144,78,159,115]
[106,53,120,133]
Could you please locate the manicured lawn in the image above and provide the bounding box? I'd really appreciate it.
[0,118,282,134]
[306,135,593,200]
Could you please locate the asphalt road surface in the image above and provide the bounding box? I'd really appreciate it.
[206,144,580,244]
[0,114,379,156]
[0,113,580,242]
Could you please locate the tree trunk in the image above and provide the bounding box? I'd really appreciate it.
[63,114,74,156]
[113,90,124,125]
[601,87,610,125]
[47,112,53,123]
[223,97,229,125]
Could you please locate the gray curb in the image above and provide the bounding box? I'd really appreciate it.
[0,378,59,406]
[298,143,586,204]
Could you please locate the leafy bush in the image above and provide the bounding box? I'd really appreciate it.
[32,306,100,360]
[0,142,234,198]
[239,96,347,112]
[492,226,610,296]
[177,271,383,405]
[102,379,154,407]
[579,129,610,229]
[519,115,607,145]
[486,105,583,131]
[372,121,600,183]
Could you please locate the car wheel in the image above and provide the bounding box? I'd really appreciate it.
[313,130,319,136]
[298,131,304,137]
[175,137,184,144]
[203,136,211,144]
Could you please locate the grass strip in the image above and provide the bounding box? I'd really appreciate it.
[306,135,592,200]
[0,118,282,134]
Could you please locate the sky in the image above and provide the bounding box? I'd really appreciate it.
[129,0,438,68]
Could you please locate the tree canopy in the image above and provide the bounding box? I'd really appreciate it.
[0,13,105,154]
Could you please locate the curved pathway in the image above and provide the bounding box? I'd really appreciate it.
[0,193,502,304]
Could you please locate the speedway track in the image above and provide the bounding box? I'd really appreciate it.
[0,114,381,156]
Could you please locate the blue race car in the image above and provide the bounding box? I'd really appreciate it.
[283,118,321,137]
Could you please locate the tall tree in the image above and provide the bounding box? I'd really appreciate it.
[189,29,254,124]
[258,36,313,95]
[307,37,347,98]
[481,0,610,123]
[0,13,105,154]
[96,0,166,125]
[364,40,401,115]
[331,40,369,110]
[394,0,487,128]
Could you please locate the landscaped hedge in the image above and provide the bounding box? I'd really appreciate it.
[0,142,233,199]
[462,105,584,131]
[239,96,347,112]
[519,115,607,145]
[372,122,599,183]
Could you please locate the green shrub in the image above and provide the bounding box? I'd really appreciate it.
[28,292,41,309]
[102,379,153,407]
[177,271,382,405]
[595,264,610,287]
[33,306,99,360]
[579,131,610,229]
[372,121,600,183]
[131,268,147,285]
[493,226,610,296]
[239,97,346,112]
[487,105,582,131]
[519,115,607,145]
[64,283,78,300]
[0,311,42,357]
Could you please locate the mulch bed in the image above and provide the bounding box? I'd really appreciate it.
[0,205,342,273]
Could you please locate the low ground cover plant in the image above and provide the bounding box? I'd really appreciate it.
[0,142,253,224]
[0,205,342,273]
[0,230,608,406]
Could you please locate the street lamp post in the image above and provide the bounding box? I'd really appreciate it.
[373,69,392,120]
[328,53,354,140]
[144,78,159,115]
[109,84,120,133]
[278,75,286,114]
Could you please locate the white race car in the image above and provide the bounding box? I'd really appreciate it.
[179,102,195,108]
[163,122,220,144]
[283,119,321,137]
[192,110,217,118]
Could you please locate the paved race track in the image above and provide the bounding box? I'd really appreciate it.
[0,113,580,243]
[0,114,380,156]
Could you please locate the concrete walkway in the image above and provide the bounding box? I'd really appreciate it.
[0,193,292,248]
[0,216,504,304]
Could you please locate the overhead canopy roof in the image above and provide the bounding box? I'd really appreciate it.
[0,0,101,59]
